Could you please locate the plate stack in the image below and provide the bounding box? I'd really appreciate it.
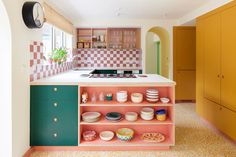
[146,89,159,103]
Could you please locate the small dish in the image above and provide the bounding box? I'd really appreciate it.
[99,131,114,141]
[160,98,170,104]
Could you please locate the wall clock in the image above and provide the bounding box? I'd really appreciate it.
[22,2,45,28]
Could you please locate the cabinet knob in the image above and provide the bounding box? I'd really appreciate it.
[53,117,58,122]
[53,88,58,92]
[217,75,220,78]
[53,133,58,138]
[53,103,58,107]
[222,75,225,79]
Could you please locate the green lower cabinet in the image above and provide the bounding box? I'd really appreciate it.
[30,85,78,146]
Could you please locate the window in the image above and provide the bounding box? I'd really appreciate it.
[42,23,73,62]
[42,23,53,55]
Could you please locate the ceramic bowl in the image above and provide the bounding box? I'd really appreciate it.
[131,93,143,103]
[117,96,128,103]
[141,113,154,120]
[160,97,170,104]
[116,91,128,97]
[106,112,122,121]
[116,128,134,141]
[83,130,96,141]
[141,107,154,115]
[125,112,138,122]
[82,112,101,122]
[99,131,114,141]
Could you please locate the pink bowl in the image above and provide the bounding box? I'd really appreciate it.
[83,130,97,141]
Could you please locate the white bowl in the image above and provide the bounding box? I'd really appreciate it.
[160,97,170,104]
[141,107,154,115]
[99,131,114,141]
[117,97,128,103]
[117,91,128,97]
[141,113,154,120]
[131,93,143,103]
[125,112,138,122]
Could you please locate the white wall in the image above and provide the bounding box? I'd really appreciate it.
[178,0,233,25]
[76,19,177,78]
[0,0,12,156]
[2,0,43,156]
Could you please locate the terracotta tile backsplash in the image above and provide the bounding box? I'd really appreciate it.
[75,49,142,69]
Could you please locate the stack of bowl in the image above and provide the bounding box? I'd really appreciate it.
[116,91,128,103]
[82,112,101,123]
[140,107,154,120]
[146,89,159,103]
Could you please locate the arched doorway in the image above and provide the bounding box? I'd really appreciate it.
[145,27,170,78]
[0,0,12,156]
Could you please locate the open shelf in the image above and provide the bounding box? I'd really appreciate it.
[80,117,173,125]
[80,134,173,146]
[80,100,173,107]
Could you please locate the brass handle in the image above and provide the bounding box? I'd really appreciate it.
[53,133,58,138]
[53,117,58,122]
[53,88,58,92]
[222,75,225,79]
[53,102,58,107]
[217,75,220,78]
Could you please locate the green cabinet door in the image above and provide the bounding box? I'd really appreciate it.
[30,86,78,146]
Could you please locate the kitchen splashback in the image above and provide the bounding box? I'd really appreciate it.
[75,49,142,69]
[29,41,72,82]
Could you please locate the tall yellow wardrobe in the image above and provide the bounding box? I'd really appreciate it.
[197,1,236,140]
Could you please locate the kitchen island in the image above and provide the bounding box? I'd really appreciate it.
[30,70,176,151]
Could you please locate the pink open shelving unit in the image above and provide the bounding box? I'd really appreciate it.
[78,85,175,150]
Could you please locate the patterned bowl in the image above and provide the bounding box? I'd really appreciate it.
[116,128,134,141]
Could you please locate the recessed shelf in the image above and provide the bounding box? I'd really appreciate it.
[79,135,173,147]
[80,100,173,107]
[80,117,173,125]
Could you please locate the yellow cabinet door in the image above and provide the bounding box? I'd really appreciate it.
[176,70,196,100]
[203,14,221,104]
[221,6,236,112]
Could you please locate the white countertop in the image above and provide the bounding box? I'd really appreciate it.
[30,70,176,86]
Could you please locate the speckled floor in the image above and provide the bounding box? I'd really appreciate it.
[30,103,236,157]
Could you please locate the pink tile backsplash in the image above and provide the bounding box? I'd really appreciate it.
[75,49,142,69]
[29,41,72,82]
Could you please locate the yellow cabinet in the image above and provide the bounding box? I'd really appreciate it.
[203,14,221,104]
[196,0,236,141]
[221,6,236,112]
